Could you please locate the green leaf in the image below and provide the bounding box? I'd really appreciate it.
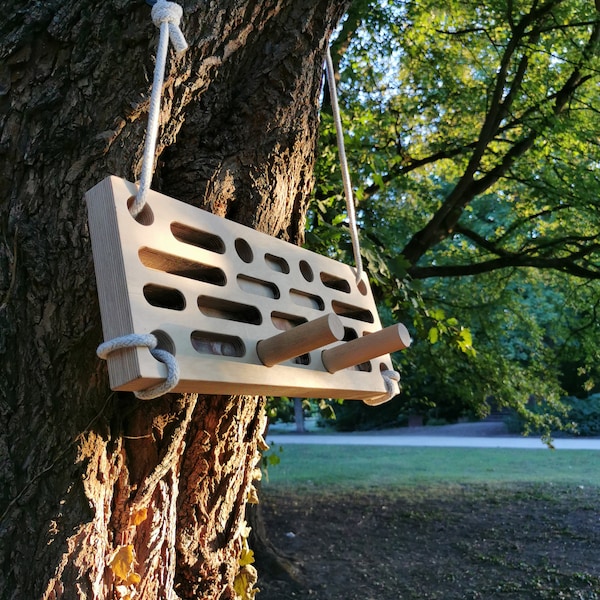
[428,327,439,344]
[372,171,385,189]
[268,453,281,466]
[430,308,445,321]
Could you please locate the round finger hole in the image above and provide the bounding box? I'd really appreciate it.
[151,329,176,356]
[127,196,154,226]
[299,260,314,282]
[357,278,368,296]
[235,238,254,263]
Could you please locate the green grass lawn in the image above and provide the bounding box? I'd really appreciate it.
[259,444,600,599]
[263,444,600,490]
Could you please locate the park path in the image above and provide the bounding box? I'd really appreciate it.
[266,421,600,450]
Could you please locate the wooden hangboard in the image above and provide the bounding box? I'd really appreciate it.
[86,176,399,404]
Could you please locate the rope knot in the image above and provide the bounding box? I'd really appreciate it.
[132,0,188,217]
[381,369,401,403]
[97,333,180,399]
[151,0,188,54]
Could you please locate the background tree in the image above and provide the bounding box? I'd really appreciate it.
[0,1,348,597]
[312,0,600,429]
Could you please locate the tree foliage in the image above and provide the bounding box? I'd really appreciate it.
[311,0,600,427]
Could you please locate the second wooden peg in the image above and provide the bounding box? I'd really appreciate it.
[321,323,412,373]
[257,313,345,367]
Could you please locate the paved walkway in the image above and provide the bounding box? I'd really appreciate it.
[267,422,600,450]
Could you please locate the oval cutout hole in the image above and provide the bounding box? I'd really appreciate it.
[151,329,176,356]
[265,253,290,273]
[198,296,262,325]
[343,327,358,342]
[320,272,351,293]
[290,289,324,311]
[299,260,314,282]
[139,247,226,286]
[191,331,245,357]
[127,196,154,226]
[271,312,308,331]
[332,300,374,323]
[356,360,373,372]
[237,275,280,299]
[357,279,368,296]
[235,238,254,263]
[171,222,225,254]
[143,284,186,311]
[294,354,311,366]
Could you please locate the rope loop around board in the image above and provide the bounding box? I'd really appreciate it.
[97,333,180,399]
[381,369,401,402]
[96,1,185,399]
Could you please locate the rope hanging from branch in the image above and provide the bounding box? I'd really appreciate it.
[130,0,188,218]
[324,47,364,286]
[324,47,400,402]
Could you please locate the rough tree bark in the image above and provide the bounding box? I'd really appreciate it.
[0,1,349,598]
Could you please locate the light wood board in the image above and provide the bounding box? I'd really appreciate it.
[86,176,406,404]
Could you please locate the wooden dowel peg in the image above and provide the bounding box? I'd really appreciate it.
[321,323,412,373]
[257,313,345,367]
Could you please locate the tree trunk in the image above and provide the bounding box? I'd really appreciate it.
[293,398,306,433]
[0,1,348,597]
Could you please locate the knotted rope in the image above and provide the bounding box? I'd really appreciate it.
[129,0,188,218]
[381,369,401,403]
[97,334,180,400]
[98,2,186,398]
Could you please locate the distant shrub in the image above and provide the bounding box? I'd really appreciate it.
[503,412,526,434]
[504,395,600,437]
[425,417,450,427]
[566,395,600,436]
[318,397,408,431]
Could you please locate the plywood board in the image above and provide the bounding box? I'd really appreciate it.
[86,176,405,404]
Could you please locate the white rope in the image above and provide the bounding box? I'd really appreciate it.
[325,48,401,400]
[99,2,185,397]
[97,333,180,399]
[324,46,364,285]
[130,0,188,218]
[381,369,400,401]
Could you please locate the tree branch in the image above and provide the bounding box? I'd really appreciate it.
[400,16,600,267]
[454,224,514,257]
[361,141,475,198]
[409,247,600,280]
